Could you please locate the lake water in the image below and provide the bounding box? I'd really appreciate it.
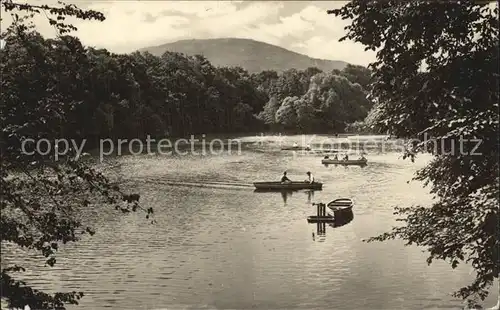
[2,135,497,309]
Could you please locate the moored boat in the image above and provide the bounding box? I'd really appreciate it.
[327,198,353,212]
[321,158,367,165]
[253,181,322,190]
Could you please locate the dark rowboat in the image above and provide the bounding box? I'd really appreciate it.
[281,146,311,151]
[321,158,367,165]
[253,181,322,190]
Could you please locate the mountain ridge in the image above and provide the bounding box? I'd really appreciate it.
[138,38,350,73]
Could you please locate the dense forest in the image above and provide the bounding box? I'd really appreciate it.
[1,31,372,148]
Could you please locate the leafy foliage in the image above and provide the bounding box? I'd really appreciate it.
[339,64,373,90]
[329,1,499,305]
[257,67,372,132]
[0,1,151,309]
[344,121,369,134]
[275,96,299,128]
[2,19,373,139]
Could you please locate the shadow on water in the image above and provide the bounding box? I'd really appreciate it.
[311,209,354,242]
[253,189,319,205]
[322,163,367,169]
[281,191,291,204]
[305,190,315,204]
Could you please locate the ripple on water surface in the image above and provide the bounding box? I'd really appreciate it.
[2,136,497,310]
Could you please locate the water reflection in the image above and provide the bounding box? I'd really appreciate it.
[5,136,493,310]
[253,189,294,205]
[281,191,292,204]
[312,222,327,242]
[305,190,314,204]
[329,208,354,228]
[310,208,354,242]
[323,163,367,168]
[253,189,321,205]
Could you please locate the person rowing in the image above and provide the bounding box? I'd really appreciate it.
[304,171,314,184]
[281,171,291,183]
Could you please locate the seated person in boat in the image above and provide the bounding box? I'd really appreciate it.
[343,154,349,160]
[281,171,291,183]
[292,142,298,148]
[305,144,311,151]
[304,171,314,183]
[333,154,338,160]
[324,155,329,159]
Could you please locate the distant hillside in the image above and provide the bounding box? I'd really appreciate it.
[138,38,349,73]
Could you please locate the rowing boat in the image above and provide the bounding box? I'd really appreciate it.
[321,158,367,165]
[253,181,322,190]
[312,149,339,154]
[281,146,311,151]
[327,198,353,212]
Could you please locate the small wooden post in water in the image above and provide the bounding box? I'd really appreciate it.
[313,203,327,217]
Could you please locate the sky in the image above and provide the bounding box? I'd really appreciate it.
[0,1,377,66]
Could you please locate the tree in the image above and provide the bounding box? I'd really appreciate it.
[294,97,316,132]
[250,70,278,95]
[275,96,299,128]
[329,1,499,307]
[344,121,368,134]
[340,64,372,90]
[257,96,281,126]
[269,69,307,103]
[303,72,372,132]
[1,2,153,309]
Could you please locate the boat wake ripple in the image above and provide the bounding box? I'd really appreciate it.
[128,177,254,191]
